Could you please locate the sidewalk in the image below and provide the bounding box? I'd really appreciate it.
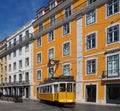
[0,100,14,103]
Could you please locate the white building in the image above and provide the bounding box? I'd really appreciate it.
[5,20,34,99]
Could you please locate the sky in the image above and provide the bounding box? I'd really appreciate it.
[0,0,49,41]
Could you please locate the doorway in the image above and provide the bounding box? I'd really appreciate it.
[86,85,96,102]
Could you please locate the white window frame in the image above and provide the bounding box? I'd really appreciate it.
[48,66,54,78]
[106,0,120,17]
[85,58,97,75]
[106,24,119,45]
[37,52,42,64]
[25,57,29,67]
[48,47,54,60]
[63,41,71,57]
[106,53,119,78]
[48,30,54,42]
[62,63,71,76]
[86,32,97,50]
[86,9,96,26]
[50,15,56,26]
[36,36,42,47]
[37,69,42,80]
[64,5,71,18]
[63,22,70,36]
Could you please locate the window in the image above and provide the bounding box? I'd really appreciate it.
[107,0,119,16]
[13,62,16,70]
[25,72,29,82]
[63,64,70,76]
[87,59,96,74]
[86,10,96,25]
[13,50,16,57]
[87,0,97,5]
[39,23,43,32]
[36,37,41,47]
[19,47,22,55]
[19,60,22,69]
[64,5,71,18]
[86,33,96,50]
[63,42,70,56]
[50,15,55,26]
[63,23,70,35]
[14,75,16,82]
[37,70,41,80]
[25,57,29,67]
[9,41,11,49]
[107,54,119,77]
[9,64,11,72]
[107,25,119,44]
[48,30,54,42]
[9,76,11,83]
[50,1,55,10]
[25,44,29,52]
[14,38,16,46]
[48,48,54,59]
[25,30,29,38]
[19,74,22,82]
[48,66,54,78]
[37,53,41,64]
[19,34,22,42]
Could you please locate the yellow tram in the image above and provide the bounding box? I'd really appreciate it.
[38,76,76,104]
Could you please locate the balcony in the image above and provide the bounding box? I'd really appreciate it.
[0,33,34,58]
[100,69,120,81]
[0,81,30,87]
[33,0,109,38]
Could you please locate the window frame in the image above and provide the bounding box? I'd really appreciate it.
[63,22,70,36]
[37,52,42,64]
[63,41,71,57]
[86,9,96,26]
[37,69,42,80]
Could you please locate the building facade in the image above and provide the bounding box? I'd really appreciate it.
[3,20,34,99]
[0,39,7,94]
[76,0,120,104]
[32,0,85,99]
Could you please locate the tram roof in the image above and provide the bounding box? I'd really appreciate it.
[39,76,75,85]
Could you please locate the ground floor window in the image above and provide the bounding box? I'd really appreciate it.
[106,84,120,104]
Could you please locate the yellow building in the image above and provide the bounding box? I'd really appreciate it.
[80,0,120,104]
[0,38,7,94]
[32,0,87,99]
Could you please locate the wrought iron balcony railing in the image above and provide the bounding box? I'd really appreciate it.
[0,80,30,87]
[102,69,120,79]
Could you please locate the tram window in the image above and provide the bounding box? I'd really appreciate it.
[49,86,52,93]
[40,87,43,93]
[60,83,66,92]
[54,84,58,93]
[67,83,72,92]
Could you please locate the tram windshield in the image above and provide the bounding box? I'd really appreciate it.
[60,83,75,92]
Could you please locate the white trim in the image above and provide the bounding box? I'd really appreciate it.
[48,30,55,43]
[62,22,71,37]
[36,52,42,64]
[36,69,42,81]
[85,31,98,51]
[84,83,98,103]
[105,23,120,46]
[85,9,97,27]
[85,57,98,76]
[62,63,71,76]
[62,40,71,57]
[105,0,120,19]
[48,46,55,60]
[36,36,42,48]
